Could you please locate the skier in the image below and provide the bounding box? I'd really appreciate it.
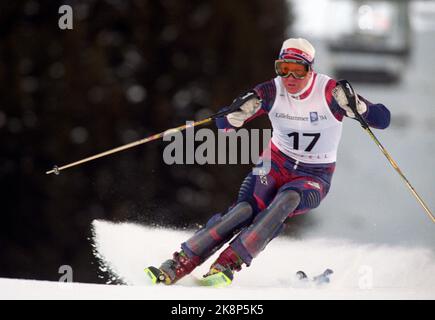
[146,38,391,286]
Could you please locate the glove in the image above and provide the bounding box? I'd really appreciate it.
[226,91,261,127]
[332,84,367,118]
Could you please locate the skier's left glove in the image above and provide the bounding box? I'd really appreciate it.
[226,91,261,128]
[332,83,367,118]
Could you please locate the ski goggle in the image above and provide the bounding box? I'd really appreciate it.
[274,59,311,79]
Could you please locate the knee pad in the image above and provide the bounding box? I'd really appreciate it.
[281,177,329,214]
[217,202,253,233]
[302,189,322,209]
[268,189,301,215]
[205,213,223,228]
[204,202,253,230]
[280,183,322,213]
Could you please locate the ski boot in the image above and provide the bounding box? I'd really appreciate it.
[144,250,200,285]
[200,246,243,287]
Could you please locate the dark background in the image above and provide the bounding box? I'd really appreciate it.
[0,0,294,283]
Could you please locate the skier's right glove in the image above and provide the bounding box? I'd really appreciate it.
[226,90,261,128]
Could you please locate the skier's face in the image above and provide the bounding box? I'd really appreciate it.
[281,69,313,95]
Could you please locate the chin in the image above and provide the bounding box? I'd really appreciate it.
[285,85,300,94]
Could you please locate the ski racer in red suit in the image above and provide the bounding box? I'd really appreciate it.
[148,38,391,285]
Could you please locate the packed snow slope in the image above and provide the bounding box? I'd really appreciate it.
[94,220,435,299]
[2,219,434,299]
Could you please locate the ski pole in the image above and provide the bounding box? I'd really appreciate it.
[45,117,211,175]
[337,79,435,223]
[45,102,243,176]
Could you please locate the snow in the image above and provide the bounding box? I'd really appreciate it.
[3,219,433,300]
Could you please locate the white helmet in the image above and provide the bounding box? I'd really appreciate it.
[279,38,315,65]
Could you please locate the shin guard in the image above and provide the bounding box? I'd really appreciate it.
[230,190,300,265]
[182,201,253,261]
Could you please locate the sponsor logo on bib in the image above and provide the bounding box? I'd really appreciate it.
[310,112,319,123]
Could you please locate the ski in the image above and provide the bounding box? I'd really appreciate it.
[198,270,233,288]
[296,268,333,285]
[145,266,233,288]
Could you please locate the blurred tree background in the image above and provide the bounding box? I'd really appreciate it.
[0,0,292,283]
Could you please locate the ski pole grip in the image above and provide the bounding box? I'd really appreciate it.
[211,90,259,120]
[336,79,369,129]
